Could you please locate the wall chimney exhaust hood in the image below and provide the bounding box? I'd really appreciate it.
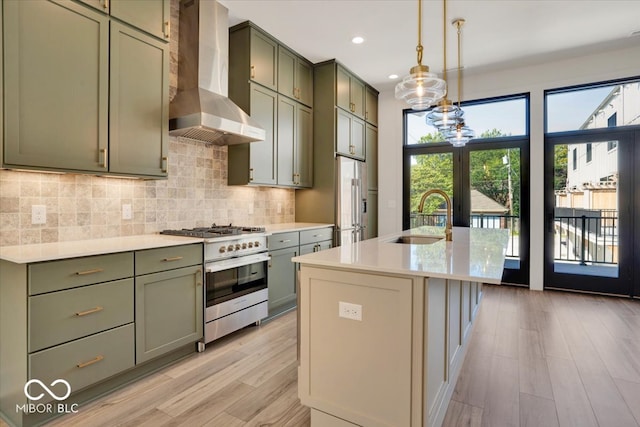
[169,0,265,145]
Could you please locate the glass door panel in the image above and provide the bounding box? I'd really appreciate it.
[545,131,635,296]
[408,152,453,228]
[470,148,521,270]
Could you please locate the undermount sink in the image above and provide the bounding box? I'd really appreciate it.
[389,235,444,245]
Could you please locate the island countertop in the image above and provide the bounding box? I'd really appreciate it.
[292,226,509,284]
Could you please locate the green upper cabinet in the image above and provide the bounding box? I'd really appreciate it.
[277,96,312,187]
[336,64,365,119]
[78,0,170,41]
[229,21,313,188]
[336,109,365,160]
[366,123,378,190]
[109,22,169,177]
[2,0,169,178]
[3,0,109,172]
[228,83,278,186]
[365,85,379,127]
[278,46,313,107]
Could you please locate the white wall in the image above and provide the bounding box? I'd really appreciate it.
[377,42,640,291]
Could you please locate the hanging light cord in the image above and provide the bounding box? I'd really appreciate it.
[416,0,423,66]
[442,0,447,85]
[456,19,462,109]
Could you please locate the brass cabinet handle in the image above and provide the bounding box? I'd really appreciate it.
[103,0,109,10]
[99,148,108,169]
[77,355,104,369]
[75,268,104,276]
[75,306,104,317]
[249,168,254,182]
[268,256,272,268]
[161,156,168,173]
[365,111,369,120]
[250,66,255,79]
[280,239,291,243]
[196,269,202,286]
[349,145,355,155]
[295,88,300,99]
[164,21,170,39]
[163,256,183,262]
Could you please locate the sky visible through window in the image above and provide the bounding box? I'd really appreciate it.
[546,86,612,132]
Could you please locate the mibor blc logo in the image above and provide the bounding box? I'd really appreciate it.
[16,379,79,415]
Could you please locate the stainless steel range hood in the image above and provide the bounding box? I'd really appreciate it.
[169,0,265,145]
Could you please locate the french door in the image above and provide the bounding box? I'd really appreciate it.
[404,138,530,285]
[544,128,638,296]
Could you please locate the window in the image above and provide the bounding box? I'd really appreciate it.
[572,148,577,170]
[608,140,618,151]
[586,143,592,163]
[407,95,528,145]
[546,77,640,132]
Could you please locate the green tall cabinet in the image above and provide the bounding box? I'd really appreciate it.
[2,0,169,178]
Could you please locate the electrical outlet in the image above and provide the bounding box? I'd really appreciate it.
[277,202,282,214]
[122,204,132,220]
[339,301,362,321]
[31,205,47,225]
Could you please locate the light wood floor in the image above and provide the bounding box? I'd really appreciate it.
[11,285,640,427]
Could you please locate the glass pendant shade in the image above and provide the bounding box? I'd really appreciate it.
[395,66,447,111]
[444,123,475,147]
[426,100,464,131]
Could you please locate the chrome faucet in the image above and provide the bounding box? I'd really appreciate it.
[417,189,453,241]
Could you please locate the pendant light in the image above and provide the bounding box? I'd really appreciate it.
[444,18,475,147]
[426,0,463,132]
[395,0,447,110]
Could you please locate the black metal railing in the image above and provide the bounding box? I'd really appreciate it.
[554,210,618,265]
[409,213,520,257]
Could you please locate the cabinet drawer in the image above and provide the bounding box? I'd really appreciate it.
[299,240,332,256]
[29,252,133,295]
[29,324,134,401]
[300,227,333,245]
[268,232,299,250]
[135,244,202,275]
[29,278,134,352]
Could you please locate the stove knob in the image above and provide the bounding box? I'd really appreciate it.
[248,242,254,248]
[219,246,226,253]
[235,244,241,250]
[242,243,247,249]
[227,245,234,251]
[254,241,260,247]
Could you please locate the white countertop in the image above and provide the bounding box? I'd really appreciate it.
[292,226,509,284]
[264,222,333,233]
[0,235,203,264]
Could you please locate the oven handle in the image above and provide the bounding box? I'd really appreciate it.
[205,253,269,273]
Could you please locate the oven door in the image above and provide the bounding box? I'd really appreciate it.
[205,253,269,308]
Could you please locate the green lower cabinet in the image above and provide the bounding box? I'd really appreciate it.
[29,324,135,402]
[268,247,298,317]
[135,265,203,364]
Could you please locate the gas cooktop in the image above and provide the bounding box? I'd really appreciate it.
[160,224,266,239]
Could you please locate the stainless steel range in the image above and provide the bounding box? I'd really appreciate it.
[161,224,268,345]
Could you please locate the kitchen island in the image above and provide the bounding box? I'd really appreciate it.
[293,226,508,427]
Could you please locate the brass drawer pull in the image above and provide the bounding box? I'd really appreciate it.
[250,65,255,79]
[280,239,291,243]
[75,306,104,317]
[196,269,202,286]
[75,268,104,276]
[163,256,184,262]
[77,355,104,369]
[164,21,170,39]
[161,156,168,173]
[103,0,109,10]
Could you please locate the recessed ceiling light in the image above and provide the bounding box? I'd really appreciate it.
[388,74,399,79]
[351,36,364,44]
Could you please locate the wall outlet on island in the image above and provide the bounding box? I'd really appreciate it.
[339,301,362,321]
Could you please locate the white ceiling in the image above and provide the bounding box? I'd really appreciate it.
[218,0,640,92]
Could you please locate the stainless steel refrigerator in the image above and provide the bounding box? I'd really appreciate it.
[336,156,368,245]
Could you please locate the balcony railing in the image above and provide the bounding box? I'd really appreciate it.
[554,210,618,265]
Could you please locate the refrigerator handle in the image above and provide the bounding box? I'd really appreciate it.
[351,179,357,227]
